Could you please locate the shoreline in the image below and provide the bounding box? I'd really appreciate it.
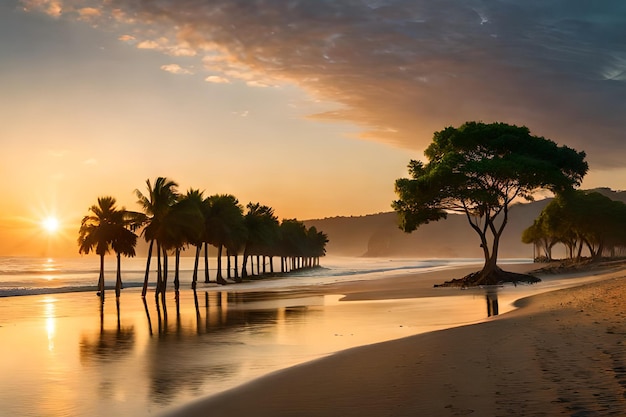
[163,264,626,416]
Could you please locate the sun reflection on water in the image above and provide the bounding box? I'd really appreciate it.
[42,258,57,281]
[43,297,57,351]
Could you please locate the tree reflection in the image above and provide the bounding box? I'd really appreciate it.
[139,289,315,405]
[80,302,135,364]
[485,287,499,317]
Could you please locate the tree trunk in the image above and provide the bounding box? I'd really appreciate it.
[162,246,169,296]
[216,244,222,280]
[115,252,122,299]
[141,240,154,297]
[155,242,162,300]
[226,251,232,279]
[234,253,241,282]
[216,245,227,285]
[242,250,249,279]
[174,247,181,292]
[192,245,200,289]
[98,253,105,303]
[204,243,210,283]
[577,241,584,260]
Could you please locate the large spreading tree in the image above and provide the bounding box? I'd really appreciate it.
[393,122,588,286]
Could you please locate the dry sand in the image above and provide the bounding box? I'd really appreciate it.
[165,265,626,417]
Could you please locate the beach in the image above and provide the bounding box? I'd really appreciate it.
[1,258,624,416]
[165,264,626,417]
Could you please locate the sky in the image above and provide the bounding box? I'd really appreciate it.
[1,0,626,257]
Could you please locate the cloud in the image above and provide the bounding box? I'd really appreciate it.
[24,0,626,167]
[246,80,269,88]
[136,37,196,56]
[205,75,230,84]
[137,39,162,50]
[77,6,99,19]
[160,64,193,75]
[21,0,62,17]
[118,34,135,42]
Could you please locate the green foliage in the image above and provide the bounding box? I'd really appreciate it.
[394,122,588,233]
[393,121,588,277]
[525,190,626,260]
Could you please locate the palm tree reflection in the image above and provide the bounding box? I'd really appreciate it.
[80,302,135,364]
[139,290,315,405]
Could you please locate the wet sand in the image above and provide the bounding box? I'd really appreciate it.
[1,261,535,417]
[166,265,626,416]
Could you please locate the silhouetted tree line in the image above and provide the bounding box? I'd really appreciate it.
[78,177,328,301]
[522,190,626,262]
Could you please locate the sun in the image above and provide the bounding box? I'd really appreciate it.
[42,217,60,234]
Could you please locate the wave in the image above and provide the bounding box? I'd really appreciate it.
[0,282,148,298]
[0,256,532,298]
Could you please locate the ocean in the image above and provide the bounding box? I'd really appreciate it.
[0,255,567,417]
[0,255,520,298]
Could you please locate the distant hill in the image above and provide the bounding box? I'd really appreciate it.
[305,188,626,259]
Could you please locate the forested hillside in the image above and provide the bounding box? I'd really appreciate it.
[305,188,626,259]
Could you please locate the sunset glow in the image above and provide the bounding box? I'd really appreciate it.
[1,1,626,257]
[41,217,60,234]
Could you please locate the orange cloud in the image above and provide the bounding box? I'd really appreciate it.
[160,64,193,75]
[205,75,230,84]
[22,0,626,167]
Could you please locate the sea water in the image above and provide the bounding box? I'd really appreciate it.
[0,255,558,417]
[0,255,529,298]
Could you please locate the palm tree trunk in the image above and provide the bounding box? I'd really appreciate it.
[162,246,169,295]
[142,240,154,297]
[234,253,240,282]
[192,245,200,289]
[115,252,122,299]
[174,247,181,292]
[216,245,227,285]
[226,250,232,279]
[204,243,210,283]
[216,245,223,280]
[98,253,105,303]
[242,250,249,279]
[156,242,162,299]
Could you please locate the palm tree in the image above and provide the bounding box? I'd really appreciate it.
[162,190,204,294]
[306,226,328,267]
[242,203,279,280]
[200,196,212,285]
[134,177,179,298]
[110,210,141,298]
[205,194,245,284]
[279,219,308,272]
[78,196,139,302]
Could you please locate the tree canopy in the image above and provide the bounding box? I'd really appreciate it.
[393,121,588,286]
[523,190,626,261]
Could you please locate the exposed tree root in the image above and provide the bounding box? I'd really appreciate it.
[434,267,541,288]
